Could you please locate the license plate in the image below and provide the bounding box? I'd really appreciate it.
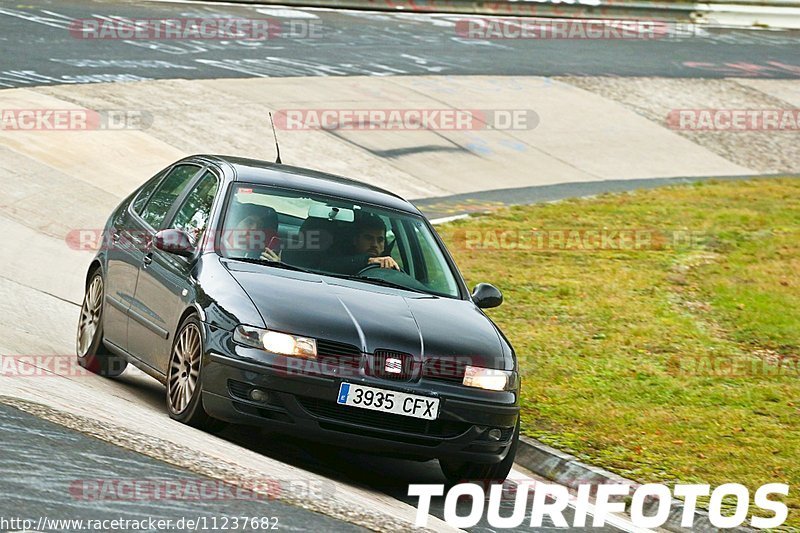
[336,383,439,420]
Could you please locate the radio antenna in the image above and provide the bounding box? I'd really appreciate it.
[269,112,282,164]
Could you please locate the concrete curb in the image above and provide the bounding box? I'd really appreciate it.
[515,436,746,532]
[206,0,800,29]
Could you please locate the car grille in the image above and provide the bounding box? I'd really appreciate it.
[316,339,362,371]
[297,396,471,438]
[317,339,361,357]
[369,350,415,381]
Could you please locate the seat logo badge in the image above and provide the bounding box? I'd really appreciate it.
[385,357,402,374]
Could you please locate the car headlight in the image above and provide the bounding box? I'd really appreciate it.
[463,365,515,391]
[234,325,317,359]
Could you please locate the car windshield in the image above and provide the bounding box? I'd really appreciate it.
[217,183,462,298]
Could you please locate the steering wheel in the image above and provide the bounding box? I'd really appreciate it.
[356,262,382,276]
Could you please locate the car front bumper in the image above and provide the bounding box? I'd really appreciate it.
[201,346,520,464]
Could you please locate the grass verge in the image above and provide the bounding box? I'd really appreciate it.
[438,178,799,527]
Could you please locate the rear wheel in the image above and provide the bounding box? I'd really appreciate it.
[167,315,225,432]
[440,418,520,485]
[76,270,127,377]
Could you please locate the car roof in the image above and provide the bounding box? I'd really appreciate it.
[197,155,422,215]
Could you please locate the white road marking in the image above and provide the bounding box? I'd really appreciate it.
[256,7,320,19]
[0,7,73,29]
[430,214,470,225]
[49,59,197,70]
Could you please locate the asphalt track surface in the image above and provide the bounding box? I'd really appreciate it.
[0,403,366,532]
[1,0,797,531]
[0,397,637,532]
[0,0,798,89]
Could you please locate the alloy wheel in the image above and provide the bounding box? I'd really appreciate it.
[168,323,202,414]
[76,275,103,357]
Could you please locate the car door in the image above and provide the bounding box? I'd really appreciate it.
[121,163,203,370]
[128,168,221,375]
[102,170,165,351]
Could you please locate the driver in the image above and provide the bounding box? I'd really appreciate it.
[327,212,400,274]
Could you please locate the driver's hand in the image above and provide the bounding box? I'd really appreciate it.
[368,256,400,270]
[259,248,281,262]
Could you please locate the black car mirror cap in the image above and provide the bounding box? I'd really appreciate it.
[472,283,503,309]
[154,228,195,257]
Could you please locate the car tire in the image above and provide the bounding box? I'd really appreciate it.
[76,269,128,377]
[166,314,226,432]
[439,417,520,485]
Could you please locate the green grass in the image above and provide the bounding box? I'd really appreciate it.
[438,178,800,528]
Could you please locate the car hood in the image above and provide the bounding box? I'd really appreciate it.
[225,262,511,370]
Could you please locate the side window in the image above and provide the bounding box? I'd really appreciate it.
[169,171,220,247]
[132,169,166,215]
[387,219,408,272]
[139,165,200,229]
[411,221,458,295]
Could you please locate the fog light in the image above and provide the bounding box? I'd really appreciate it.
[249,389,269,403]
[487,428,502,441]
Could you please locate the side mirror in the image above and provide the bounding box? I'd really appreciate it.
[472,283,503,309]
[154,229,195,257]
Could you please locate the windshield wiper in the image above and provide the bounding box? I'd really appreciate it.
[227,257,315,274]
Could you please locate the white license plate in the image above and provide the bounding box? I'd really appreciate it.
[336,383,439,420]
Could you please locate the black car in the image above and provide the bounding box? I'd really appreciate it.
[76,155,520,482]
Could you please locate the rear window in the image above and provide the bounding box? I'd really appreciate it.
[139,164,201,229]
[132,170,165,215]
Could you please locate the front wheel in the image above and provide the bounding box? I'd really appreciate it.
[166,315,225,432]
[440,418,520,485]
[76,270,127,377]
